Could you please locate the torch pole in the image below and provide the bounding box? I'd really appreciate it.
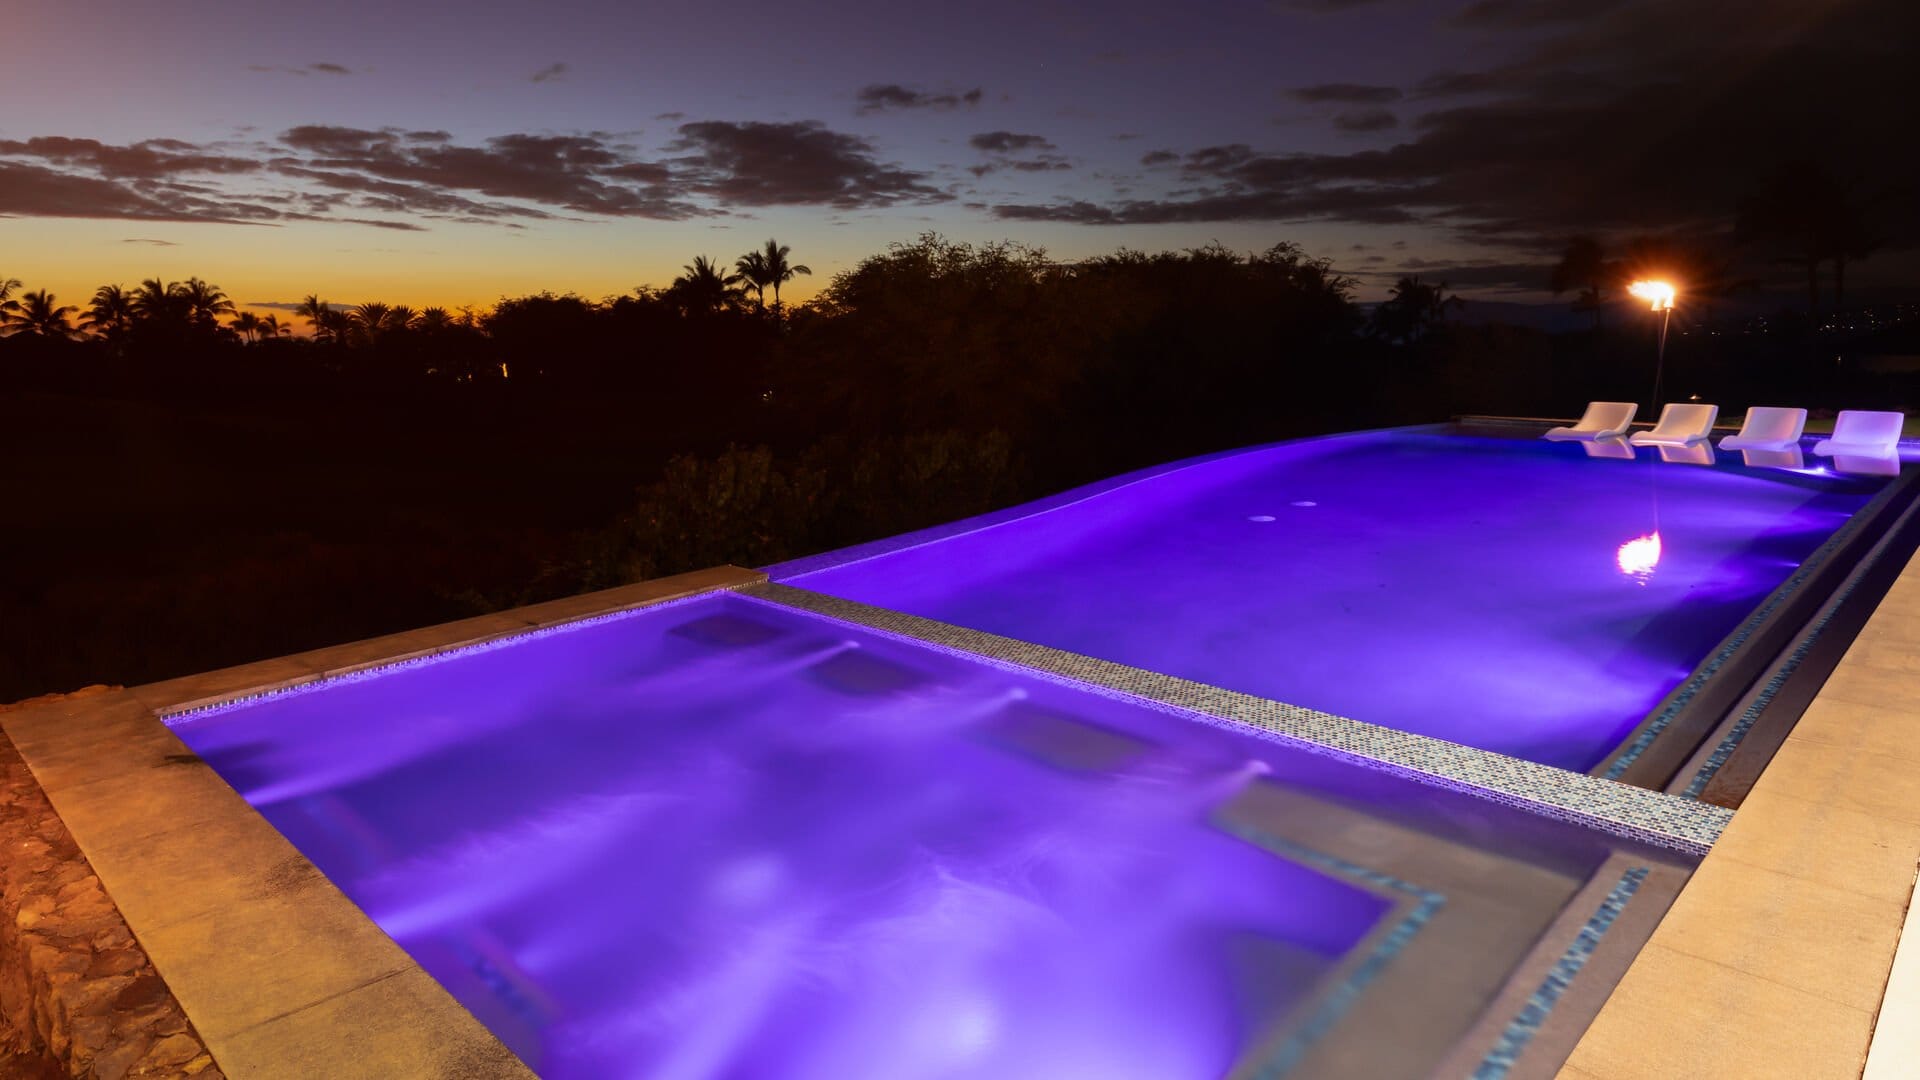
[1651,305,1671,408]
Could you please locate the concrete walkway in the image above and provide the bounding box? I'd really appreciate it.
[1563,552,1920,1078]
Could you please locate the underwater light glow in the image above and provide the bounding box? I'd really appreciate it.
[1616,532,1662,581]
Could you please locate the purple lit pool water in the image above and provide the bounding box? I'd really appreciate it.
[779,430,1892,771]
[170,592,1684,1078]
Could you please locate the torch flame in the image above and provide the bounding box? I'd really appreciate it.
[1617,532,1662,581]
[1628,280,1676,311]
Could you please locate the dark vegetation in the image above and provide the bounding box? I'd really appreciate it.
[4,223,1916,701]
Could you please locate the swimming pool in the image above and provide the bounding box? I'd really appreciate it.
[168,590,1699,1080]
[774,427,1899,774]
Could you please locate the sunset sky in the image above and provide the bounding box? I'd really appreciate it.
[2,0,1912,317]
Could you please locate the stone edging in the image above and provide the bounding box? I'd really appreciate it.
[1,688,222,1079]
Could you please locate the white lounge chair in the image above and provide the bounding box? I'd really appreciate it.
[1739,447,1805,470]
[1719,407,1808,451]
[1544,401,1637,441]
[1811,410,1905,458]
[1629,403,1720,446]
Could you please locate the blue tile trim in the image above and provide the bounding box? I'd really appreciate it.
[1210,817,1447,1079]
[1681,587,1856,800]
[1681,484,1920,798]
[1471,866,1651,1080]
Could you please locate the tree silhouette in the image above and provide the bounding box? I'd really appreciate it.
[231,310,262,344]
[759,238,811,312]
[350,301,394,345]
[130,278,186,329]
[12,290,79,338]
[669,256,744,317]
[258,313,291,339]
[0,276,22,332]
[178,277,235,331]
[1549,236,1613,329]
[1737,159,1878,320]
[82,284,136,342]
[734,249,771,310]
[298,295,335,342]
[1368,276,1462,344]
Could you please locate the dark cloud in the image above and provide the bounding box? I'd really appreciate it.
[1,118,944,227]
[994,0,1920,266]
[0,159,279,225]
[274,126,698,218]
[309,62,351,75]
[969,132,1056,154]
[0,136,261,180]
[531,62,567,83]
[121,238,178,246]
[1140,150,1179,166]
[855,84,984,113]
[1289,83,1403,104]
[668,121,948,208]
[1333,108,1398,132]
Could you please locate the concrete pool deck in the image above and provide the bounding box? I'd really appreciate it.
[1562,546,1920,1079]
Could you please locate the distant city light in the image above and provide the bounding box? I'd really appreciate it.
[1628,280,1676,311]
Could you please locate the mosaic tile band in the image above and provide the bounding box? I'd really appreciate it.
[744,582,1732,855]
[1212,818,1447,1079]
[1471,865,1651,1079]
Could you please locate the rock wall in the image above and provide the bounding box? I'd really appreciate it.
[1,690,223,1079]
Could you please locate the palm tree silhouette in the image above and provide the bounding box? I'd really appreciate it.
[297,295,335,342]
[350,301,393,344]
[0,276,23,332]
[1368,276,1462,344]
[13,290,79,338]
[735,249,771,310]
[231,311,262,343]
[130,278,184,327]
[758,238,811,312]
[177,278,235,330]
[417,307,454,333]
[82,284,136,341]
[670,256,744,317]
[258,313,291,339]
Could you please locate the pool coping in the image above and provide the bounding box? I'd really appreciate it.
[1560,544,1920,1078]
[0,565,765,1079]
